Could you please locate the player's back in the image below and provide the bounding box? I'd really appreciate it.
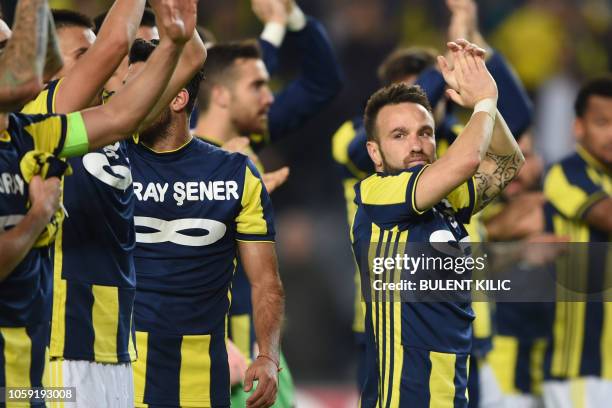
[129,138,267,335]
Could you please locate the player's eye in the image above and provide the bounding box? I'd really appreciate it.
[593,118,608,126]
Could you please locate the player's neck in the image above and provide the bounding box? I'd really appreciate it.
[142,119,192,153]
[0,114,7,133]
[193,111,239,146]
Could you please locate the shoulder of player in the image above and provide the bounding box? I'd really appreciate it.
[355,169,419,205]
[193,138,253,169]
[332,116,362,164]
[544,151,588,185]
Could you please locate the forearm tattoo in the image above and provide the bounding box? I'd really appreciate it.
[44,11,63,79]
[474,151,522,212]
[0,0,48,89]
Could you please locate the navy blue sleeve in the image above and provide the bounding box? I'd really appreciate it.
[258,38,280,76]
[267,16,344,144]
[487,51,533,137]
[415,67,447,108]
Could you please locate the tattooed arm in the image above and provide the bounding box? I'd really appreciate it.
[43,11,63,82]
[0,0,56,112]
[473,111,525,213]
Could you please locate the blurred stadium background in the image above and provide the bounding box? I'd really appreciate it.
[46,0,612,406]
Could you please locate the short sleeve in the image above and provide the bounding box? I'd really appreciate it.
[14,112,88,158]
[446,177,477,224]
[356,165,427,228]
[544,162,607,220]
[21,79,62,115]
[235,160,276,242]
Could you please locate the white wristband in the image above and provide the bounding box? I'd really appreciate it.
[473,98,497,121]
[287,5,307,31]
[260,22,286,48]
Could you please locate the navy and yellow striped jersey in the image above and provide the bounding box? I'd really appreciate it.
[332,119,486,337]
[0,112,71,328]
[352,166,476,352]
[128,137,274,407]
[351,166,477,407]
[0,111,82,397]
[543,146,612,380]
[22,80,137,363]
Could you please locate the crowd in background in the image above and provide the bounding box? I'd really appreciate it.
[6,0,612,395]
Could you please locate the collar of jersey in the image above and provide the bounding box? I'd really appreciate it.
[137,136,196,160]
[576,144,610,175]
[375,164,427,177]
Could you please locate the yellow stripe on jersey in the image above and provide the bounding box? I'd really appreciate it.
[545,165,594,220]
[388,230,407,408]
[603,302,612,379]
[23,115,66,155]
[21,85,52,114]
[50,224,67,358]
[1,327,32,391]
[133,331,149,406]
[332,121,368,180]
[472,302,491,339]
[530,338,547,395]
[551,302,586,378]
[91,285,120,363]
[230,314,251,359]
[331,121,355,164]
[128,314,137,362]
[447,176,476,214]
[488,336,520,395]
[0,130,10,142]
[179,334,212,406]
[236,165,268,236]
[429,351,457,408]
[361,172,411,206]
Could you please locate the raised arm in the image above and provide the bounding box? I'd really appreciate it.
[79,0,196,151]
[0,175,60,281]
[53,0,146,113]
[0,0,53,112]
[448,0,533,136]
[252,0,289,75]
[239,241,284,408]
[42,12,63,82]
[414,41,502,211]
[267,3,343,144]
[137,0,206,129]
[473,110,524,212]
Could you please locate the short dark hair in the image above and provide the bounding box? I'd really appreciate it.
[198,40,262,111]
[129,39,204,114]
[364,83,433,141]
[52,9,94,31]
[377,47,437,86]
[574,76,612,118]
[94,8,155,35]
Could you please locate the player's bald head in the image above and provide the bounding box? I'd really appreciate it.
[197,40,262,112]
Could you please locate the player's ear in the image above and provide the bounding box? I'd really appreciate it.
[367,140,383,169]
[212,85,230,109]
[171,89,190,113]
[574,117,585,142]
